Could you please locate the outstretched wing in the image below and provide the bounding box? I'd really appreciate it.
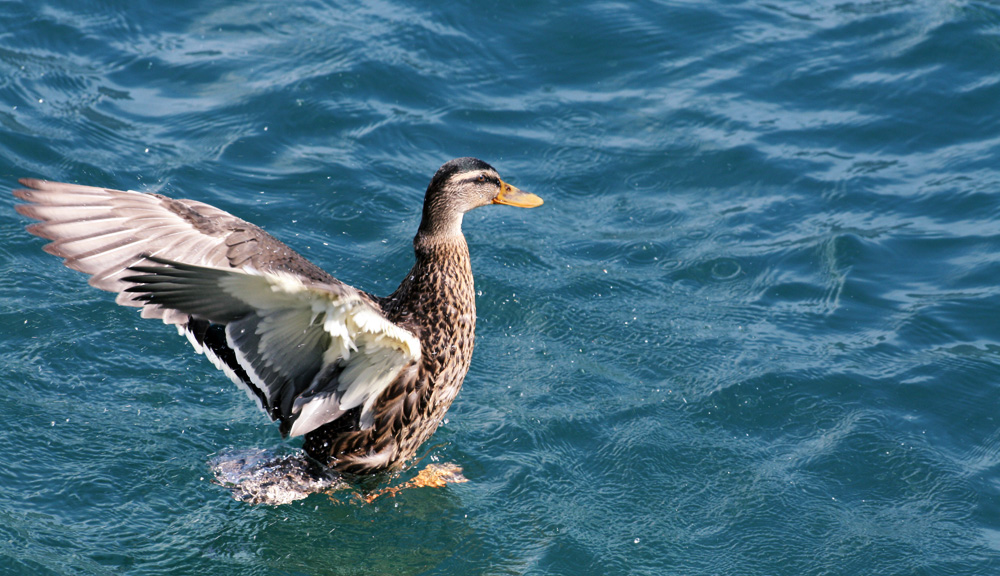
[13,178,336,324]
[14,179,420,436]
[124,258,421,436]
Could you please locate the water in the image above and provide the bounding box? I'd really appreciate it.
[2,0,999,574]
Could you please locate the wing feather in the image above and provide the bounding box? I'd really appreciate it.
[14,179,336,305]
[15,179,419,437]
[123,258,420,437]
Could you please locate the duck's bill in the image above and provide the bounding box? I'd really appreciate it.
[493,180,543,208]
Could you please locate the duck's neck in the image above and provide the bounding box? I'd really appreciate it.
[412,230,469,262]
[418,205,464,237]
[384,232,476,328]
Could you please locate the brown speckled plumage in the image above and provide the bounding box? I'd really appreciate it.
[304,235,478,474]
[13,158,541,477]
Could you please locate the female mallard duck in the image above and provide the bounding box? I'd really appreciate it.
[14,157,542,476]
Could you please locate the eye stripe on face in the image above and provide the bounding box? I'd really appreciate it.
[457,172,499,186]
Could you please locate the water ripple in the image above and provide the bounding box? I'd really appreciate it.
[3,0,1000,574]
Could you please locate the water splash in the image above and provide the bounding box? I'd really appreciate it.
[209,448,346,506]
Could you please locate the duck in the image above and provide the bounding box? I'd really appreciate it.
[13,157,542,477]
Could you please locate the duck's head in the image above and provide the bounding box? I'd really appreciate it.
[418,157,543,237]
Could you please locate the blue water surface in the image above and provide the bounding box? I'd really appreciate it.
[2,0,1000,574]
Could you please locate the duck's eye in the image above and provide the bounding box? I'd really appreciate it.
[477,174,487,183]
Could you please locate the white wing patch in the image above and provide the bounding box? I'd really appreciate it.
[126,261,421,438]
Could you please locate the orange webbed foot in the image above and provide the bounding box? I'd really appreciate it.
[362,463,468,503]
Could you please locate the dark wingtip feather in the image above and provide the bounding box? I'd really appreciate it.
[41,243,66,258]
[25,222,56,240]
[124,266,169,276]
[13,201,38,217]
[121,276,157,289]
[18,177,45,188]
